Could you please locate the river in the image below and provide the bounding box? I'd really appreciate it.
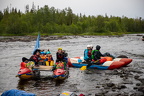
[0,34,144,96]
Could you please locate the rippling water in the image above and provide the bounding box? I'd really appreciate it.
[0,34,144,95]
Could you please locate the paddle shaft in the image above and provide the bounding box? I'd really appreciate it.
[86,60,99,68]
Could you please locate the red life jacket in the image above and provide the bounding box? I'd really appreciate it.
[20,62,26,69]
[30,55,39,62]
[88,50,92,57]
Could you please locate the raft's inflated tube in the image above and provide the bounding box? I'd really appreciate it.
[18,68,32,75]
[113,58,132,66]
[102,61,125,70]
[101,57,113,61]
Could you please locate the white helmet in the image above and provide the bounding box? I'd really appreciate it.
[90,44,93,48]
[87,45,91,48]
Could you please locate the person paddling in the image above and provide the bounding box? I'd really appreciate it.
[91,45,106,64]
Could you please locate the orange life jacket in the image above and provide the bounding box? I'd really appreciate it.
[46,56,53,61]
[40,55,46,62]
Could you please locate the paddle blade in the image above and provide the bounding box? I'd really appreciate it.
[80,66,87,70]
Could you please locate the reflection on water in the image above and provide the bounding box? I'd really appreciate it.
[17,79,30,90]
[16,75,67,95]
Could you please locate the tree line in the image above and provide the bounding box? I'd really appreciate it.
[0,4,144,36]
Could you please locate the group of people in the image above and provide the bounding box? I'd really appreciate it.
[20,48,68,69]
[84,44,112,68]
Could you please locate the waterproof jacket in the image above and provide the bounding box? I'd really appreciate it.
[56,52,65,62]
[91,50,103,60]
[29,55,40,64]
[84,49,92,61]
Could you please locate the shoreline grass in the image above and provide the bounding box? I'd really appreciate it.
[0,32,144,36]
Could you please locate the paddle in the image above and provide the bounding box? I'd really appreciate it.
[80,60,99,70]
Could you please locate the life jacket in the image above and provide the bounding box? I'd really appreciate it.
[20,62,27,69]
[40,55,46,62]
[88,50,92,57]
[55,62,65,69]
[93,50,101,60]
[26,61,35,68]
[45,56,53,61]
[57,52,65,60]
[30,55,40,63]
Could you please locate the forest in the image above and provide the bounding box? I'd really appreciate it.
[0,4,144,36]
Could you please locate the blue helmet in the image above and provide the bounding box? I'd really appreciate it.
[46,51,51,54]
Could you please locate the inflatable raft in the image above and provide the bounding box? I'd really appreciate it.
[68,56,132,70]
[53,62,69,80]
[17,68,34,79]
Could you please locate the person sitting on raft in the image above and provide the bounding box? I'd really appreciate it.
[91,45,106,64]
[39,52,46,65]
[45,49,51,54]
[29,49,41,66]
[84,45,92,63]
[45,52,54,66]
[40,49,45,54]
[20,57,29,69]
[20,57,35,70]
[56,48,66,62]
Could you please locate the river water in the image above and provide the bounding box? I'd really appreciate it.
[0,34,144,96]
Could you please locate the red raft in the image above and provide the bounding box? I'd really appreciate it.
[53,62,69,80]
[17,68,33,79]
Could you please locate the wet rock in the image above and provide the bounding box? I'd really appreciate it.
[106,83,115,87]
[138,86,144,93]
[138,76,144,84]
[130,92,144,96]
[117,84,127,89]
[105,92,122,96]
[131,69,143,74]
[105,78,110,80]
[95,86,100,88]
[133,87,138,90]
[136,83,141,86]
[134,75,140,79]
[122,80,133,84]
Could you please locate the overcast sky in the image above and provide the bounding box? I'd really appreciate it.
[0,0,144,18]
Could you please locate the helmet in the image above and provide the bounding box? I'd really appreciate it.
[96,45,101,50]
[90,44,93,48]
[58,48,62,50]
[46,51,51,54]
[87,45,91,48]
[40,51,45,54]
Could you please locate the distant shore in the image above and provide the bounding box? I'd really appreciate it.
[0,34,143,42]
